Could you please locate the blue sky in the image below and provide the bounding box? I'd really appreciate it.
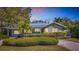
[31,7,79,21]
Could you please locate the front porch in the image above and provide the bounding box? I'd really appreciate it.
[1,27,18,37]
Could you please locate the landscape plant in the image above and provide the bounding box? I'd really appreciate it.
[3,37,58,47]
[0,34,9,39]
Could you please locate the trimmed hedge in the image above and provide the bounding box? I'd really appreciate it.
[38,37,58,45]
[3,37,58,47]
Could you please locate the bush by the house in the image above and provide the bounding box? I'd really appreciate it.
[51,32,67,38]
[0,34,9,39]
[38,37,58,45]
[27,32,67,38]
[3,37,58,47]
[16,38,38,46]
[71,25,79,38]
[27,34,41,37]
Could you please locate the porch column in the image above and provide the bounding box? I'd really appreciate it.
[7,29,9,36]
[11,30,14,37]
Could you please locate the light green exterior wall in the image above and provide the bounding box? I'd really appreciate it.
[44,25,65,33]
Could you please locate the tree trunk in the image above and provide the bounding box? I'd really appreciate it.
[22,29,24,37]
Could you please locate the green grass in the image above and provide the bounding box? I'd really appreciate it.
[0,45,69,51]
[68,38,79,43]
[0,34,9,39]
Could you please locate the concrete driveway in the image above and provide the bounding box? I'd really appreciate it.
[58,40,79,51]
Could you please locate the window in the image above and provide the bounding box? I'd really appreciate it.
[45,28,48,32]
[35,28,41,32]
[52,28,58,32]
[14,30,20,34]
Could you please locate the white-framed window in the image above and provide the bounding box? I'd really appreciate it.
[14,30,20,34]
[44,28,48,32]
[35,28,41,32]
[52,28,58,32]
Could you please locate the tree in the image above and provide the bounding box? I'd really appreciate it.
[54,17,63,23]
[54,17,74,29]
[70,25,79,38]
[0,7,21,27]
[18,19,31,34]
[18,8,31,34]
[54,17,79,38]
[0,7,31,35]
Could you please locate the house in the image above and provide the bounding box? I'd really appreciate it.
[43,22,68,33]
[1,22,69,37]
[32,22,69,33]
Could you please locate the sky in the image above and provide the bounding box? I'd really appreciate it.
[30,7,79,21]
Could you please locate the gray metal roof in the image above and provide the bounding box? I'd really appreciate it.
[30,23,49,28]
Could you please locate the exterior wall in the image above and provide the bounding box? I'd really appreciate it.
[44,25,64,33]
[44,28,48,32]
[11,29,32,37]
[13,30,32,35]
[34,28,41,33]
[13,28,41,34]
[14,30,20,34]
[52,28,62,32]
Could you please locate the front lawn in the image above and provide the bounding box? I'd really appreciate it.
[68,38,79,43]
[0,45,69,51]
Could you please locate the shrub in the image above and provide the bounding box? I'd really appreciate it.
[52,32,67,37]
[3,38,16,46]
[0,34,9,39]
[71,26,79,38]
[38,37,58,45]
[16,39,38,46]
[27,34,41,37]
[3,37,58,47]
[16,41,27,47]
[26,32,67,38]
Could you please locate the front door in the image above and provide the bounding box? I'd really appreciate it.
[9,29,12,36]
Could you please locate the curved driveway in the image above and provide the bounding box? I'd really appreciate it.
[58,40,79,51]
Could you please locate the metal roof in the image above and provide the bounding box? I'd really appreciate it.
[30,23,49,28]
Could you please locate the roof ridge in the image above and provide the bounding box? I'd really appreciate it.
[43,22,67,29]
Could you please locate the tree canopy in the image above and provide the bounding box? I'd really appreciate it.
[54,17,79,38]
[0,7,31,34]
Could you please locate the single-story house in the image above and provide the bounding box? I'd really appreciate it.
[0,22,69,37]
[32,22,69,33]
